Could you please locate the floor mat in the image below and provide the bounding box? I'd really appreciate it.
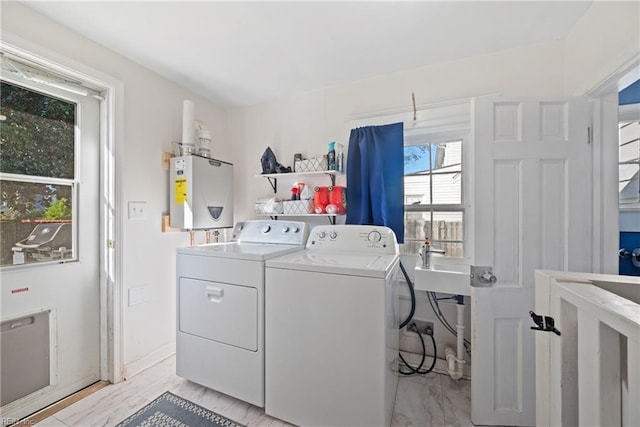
[115,391,245,427]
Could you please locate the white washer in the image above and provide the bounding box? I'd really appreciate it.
[176,220,308,407]
[265,224,400,427]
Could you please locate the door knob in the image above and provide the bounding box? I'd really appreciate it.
[633,248,640,268]
[620,248,640,267]
[480,271,497,284]
[470,266,498,287]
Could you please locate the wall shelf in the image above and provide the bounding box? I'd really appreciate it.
[256,170,340,192]
[257,171,344,224]
[257,213,341,225]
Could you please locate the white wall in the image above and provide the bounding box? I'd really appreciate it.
[229,41,566,223]
[1,3,231,375]
[563,1,640,95]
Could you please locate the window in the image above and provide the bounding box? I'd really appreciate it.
[347,99,471,257]
[0,81,77,266]
[403,138,464,257]
[619,120,639,205]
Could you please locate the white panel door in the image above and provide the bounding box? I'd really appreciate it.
[0,79,101,420]
[471,96,592,426]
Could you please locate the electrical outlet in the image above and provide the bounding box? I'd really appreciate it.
[408,319,434,336]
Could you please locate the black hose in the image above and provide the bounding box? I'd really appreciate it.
[398,261,415,330]
[399,323,437,375]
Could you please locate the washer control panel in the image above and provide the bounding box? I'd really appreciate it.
[307,225,398,254]
[236,220,308,245]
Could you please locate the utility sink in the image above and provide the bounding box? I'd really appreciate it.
[414,263,471,296]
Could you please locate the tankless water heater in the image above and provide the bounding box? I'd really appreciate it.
[170,155,233,230]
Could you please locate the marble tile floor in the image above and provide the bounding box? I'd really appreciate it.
[35,355,474,427]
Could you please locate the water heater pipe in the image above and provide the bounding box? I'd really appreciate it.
[182,100,195,150]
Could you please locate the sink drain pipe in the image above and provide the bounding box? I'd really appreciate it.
[445,295,466,380]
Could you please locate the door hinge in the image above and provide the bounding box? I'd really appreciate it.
[108,240,115,249]
[587,126,592,144]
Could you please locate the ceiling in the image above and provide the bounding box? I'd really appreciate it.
[22,1,593,108]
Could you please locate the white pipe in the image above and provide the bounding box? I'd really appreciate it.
[446,300,466,380]
[456,302,464,357]
[182,99,195,152]
[446,347,457,372]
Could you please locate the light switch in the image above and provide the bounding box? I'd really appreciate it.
[128,201,147,220]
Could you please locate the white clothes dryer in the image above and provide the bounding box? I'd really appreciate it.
[176,220,308,407]
[265,224,400,427]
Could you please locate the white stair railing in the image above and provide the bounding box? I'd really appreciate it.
[535,271,640,427]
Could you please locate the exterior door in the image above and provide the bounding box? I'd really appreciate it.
[0,75,101,420]
[471,96,592,425]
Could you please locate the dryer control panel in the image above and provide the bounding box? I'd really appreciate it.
[307,225,398,254]
[236,220,308,246]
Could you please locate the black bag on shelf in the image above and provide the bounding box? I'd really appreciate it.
[261,146,291,174]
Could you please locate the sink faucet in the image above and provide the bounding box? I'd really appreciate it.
[421,238,445,269]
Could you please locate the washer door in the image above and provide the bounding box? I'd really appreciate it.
[179,278,258,351]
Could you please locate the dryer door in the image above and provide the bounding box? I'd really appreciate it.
[179,278,258,351]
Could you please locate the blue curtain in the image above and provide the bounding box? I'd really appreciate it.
[346,122,404,243]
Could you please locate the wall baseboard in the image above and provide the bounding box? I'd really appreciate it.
[123,342,176,380]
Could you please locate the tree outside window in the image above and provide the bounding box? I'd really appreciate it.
[0,81,76,266]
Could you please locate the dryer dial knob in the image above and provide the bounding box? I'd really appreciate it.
[329,231,338,239]
[318,231,327,239]
[282,226,290,233]
[368,231,382,242]
[261,225,271,234]
[291,227,299,233]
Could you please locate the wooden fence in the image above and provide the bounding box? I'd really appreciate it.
[403,217,463,257]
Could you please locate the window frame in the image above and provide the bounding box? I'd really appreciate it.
[0,75,81,268]
[618,103,640,210]
[347,98,474,264]
[618,120,639,205]
[403,133,468,258]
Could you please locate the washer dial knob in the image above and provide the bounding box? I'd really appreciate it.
[282,226,290,233]
[291,227,299,233]
[329,231,338,240]
[261,225,271,234]
[368,230,382,242]
[318,231,327,239]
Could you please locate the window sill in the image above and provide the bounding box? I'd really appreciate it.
[620,204,640,212]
